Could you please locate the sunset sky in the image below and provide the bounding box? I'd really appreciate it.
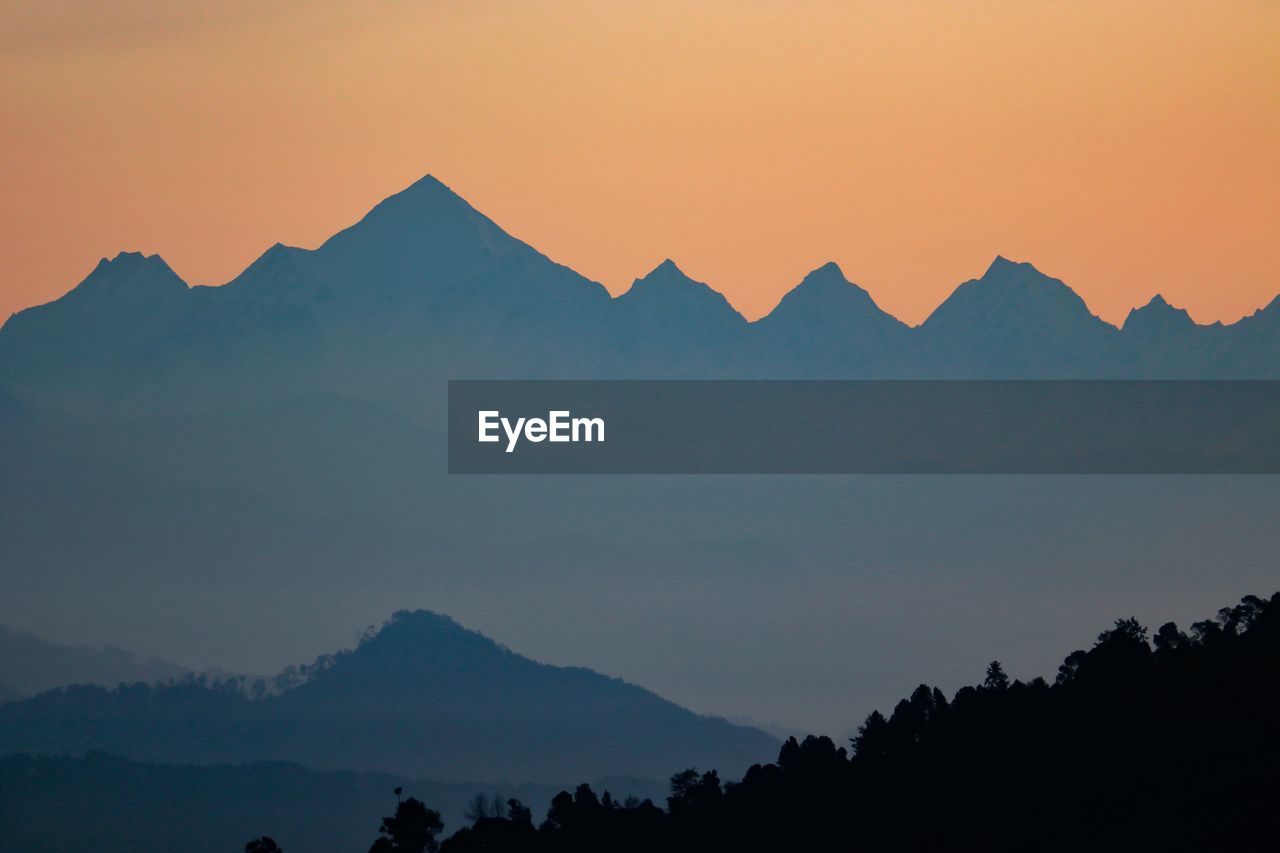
[1,0,1276,325]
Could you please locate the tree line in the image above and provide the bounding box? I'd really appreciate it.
[246,591,1279,852]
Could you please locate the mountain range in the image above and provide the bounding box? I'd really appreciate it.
[1,172,1278,774]
[1,174,1276,422]
[0,610,776,785]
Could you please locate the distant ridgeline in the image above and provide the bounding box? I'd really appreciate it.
[0,610,777,786]
[1,175,1277,421]
[2,592,1276,853]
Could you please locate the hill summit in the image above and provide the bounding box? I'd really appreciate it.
[0,610,778,785]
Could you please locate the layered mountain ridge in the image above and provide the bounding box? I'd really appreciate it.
[0,609,777,785]
[1,174,1276,797]
[1,173,1276,418]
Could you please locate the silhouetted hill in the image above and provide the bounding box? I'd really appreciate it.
[0,625,188,702]
[0,611,777,785]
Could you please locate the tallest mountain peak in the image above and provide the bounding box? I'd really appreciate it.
[982,255,1045,280]
[315,172,512,262]
[366,172,471,216]
[401,173,455,196]
[303,172,609,308]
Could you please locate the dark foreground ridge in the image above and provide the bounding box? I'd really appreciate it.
[286,591,1278,852]
[378,591,1280,850]
[3,592,1275,852]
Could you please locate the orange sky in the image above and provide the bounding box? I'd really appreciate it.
[1,0,1277,325]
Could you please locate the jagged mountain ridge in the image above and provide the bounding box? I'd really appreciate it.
[0,173,1277,419]
[0,610,777,785]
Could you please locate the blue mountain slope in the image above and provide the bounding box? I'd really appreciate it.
[0,610,777,785]
[918,256,1117,375]
[607,259,747,375]
[0,253,191,409]
[752,262,909,376]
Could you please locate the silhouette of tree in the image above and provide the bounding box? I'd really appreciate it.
[463,793,490,822]
[440,795,539,853]
[850,710,890,763]
[983,659,1010,691]
[260,592,1280,852]
[505,798,532,827]
[369,795,444,853]
[1153,621,1186,652]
